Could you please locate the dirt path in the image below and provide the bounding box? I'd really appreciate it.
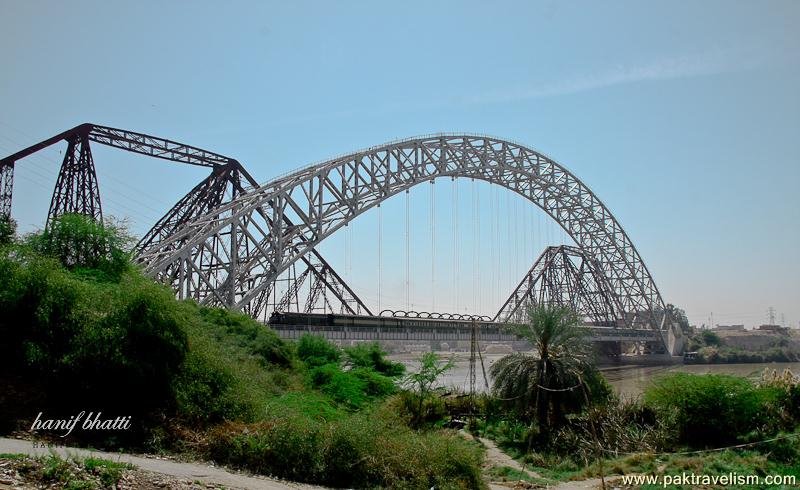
[478,435,541,480]
[0,437,324,490]
[460,430,541,484]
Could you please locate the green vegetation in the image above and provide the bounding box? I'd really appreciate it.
[0,453,134,489]
[506,446,800,487]
[0,215,16,245]
[464,304,800,485]
[4,214,797,488]
[686,327,799,363]
[345,341,406,376]
[471,369,800,485]
[401,351,454,427]
[691,345,799,363]
[644,373,790,447]
[490,305,611,442]
[208,409,484,489]
[0,213,485,489]
[665,303,690,333]
[0,219,188,440]
[27,213,135,281]
[299,335,404,409]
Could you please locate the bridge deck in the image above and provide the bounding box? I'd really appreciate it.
[268,321,662,343]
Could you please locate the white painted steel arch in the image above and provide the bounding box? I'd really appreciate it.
[137,134,668,332]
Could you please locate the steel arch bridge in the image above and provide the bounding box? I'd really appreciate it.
[1,126,678,352]
[135,134,669,334]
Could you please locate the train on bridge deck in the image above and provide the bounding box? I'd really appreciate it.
[267,311,663,343]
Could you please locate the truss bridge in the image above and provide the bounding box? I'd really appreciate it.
[1,124,687,358]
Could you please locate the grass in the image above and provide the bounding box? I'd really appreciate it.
[602,450,799,489]
[1,452,135,489]
[207,405,487,489]
[0,452,27,459]
[475,422,800,487]
[82,456,135,486]
[511,448,800,487]
[485,465,552,486]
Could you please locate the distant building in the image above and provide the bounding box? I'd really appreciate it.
[714,324,745,331]
[758,324,787,333]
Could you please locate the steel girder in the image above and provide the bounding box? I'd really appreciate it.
[137,134,669,333]
[0,122,237,225]
[0,123,368,318]
[494,245,625,326]
[47,132,103,226]
[0,123,236,170]
[0,162,13,218]
[139,160,370,318]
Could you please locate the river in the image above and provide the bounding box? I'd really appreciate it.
[389,353,800,399]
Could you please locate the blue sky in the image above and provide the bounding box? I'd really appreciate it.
[1,0,798,328]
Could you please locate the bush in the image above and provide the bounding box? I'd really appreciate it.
[309,363,398,409]
[395,390,448,426]
[69,275,189,413]
[344,342,405,377]
[264,392,341,422]
[297,334,340,367]
[0,215,16,245]
[554,399,674,463]
[0,250,189,442]
[170,303,302,427]
[194,306,292,368]
[352,367,398,398]
[310,363,369,408]
[644,373,784,447]
[26,214,133,282]
[0,254,86,373]
[700,330,722,347]
[207,409,485,489]
[172,348,241,425]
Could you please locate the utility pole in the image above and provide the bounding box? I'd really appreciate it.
[768,306,776,325]
[468,319,477,416]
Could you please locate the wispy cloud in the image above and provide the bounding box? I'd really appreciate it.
[462,45,784,105]
[199,44,795,135]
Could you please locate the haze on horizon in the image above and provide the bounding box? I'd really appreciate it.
[0,0,797,330]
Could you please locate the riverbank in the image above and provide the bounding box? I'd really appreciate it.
[389,352,800,399]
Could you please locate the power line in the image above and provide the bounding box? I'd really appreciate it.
[377,204,382,312]
[453,177,459,312]
[430,180,436,312]
[405,189,410,310]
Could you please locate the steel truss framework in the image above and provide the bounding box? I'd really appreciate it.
[380,310,493,322]
[136,134,671,336]
[494,245,625,326]
[0,162,13,218]
[47,132,103,226]
[0,123,370,317]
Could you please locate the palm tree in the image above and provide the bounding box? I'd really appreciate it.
[490,304,591,441]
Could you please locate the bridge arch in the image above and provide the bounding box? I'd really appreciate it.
[138,134,668,332]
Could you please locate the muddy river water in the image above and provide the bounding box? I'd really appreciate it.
[389,353,800,399]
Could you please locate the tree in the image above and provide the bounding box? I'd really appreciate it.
[665,303,690,333]
[0,215,16,245]
[25,213,134,281]
[403,352,454,427]
[490,304,592,441]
